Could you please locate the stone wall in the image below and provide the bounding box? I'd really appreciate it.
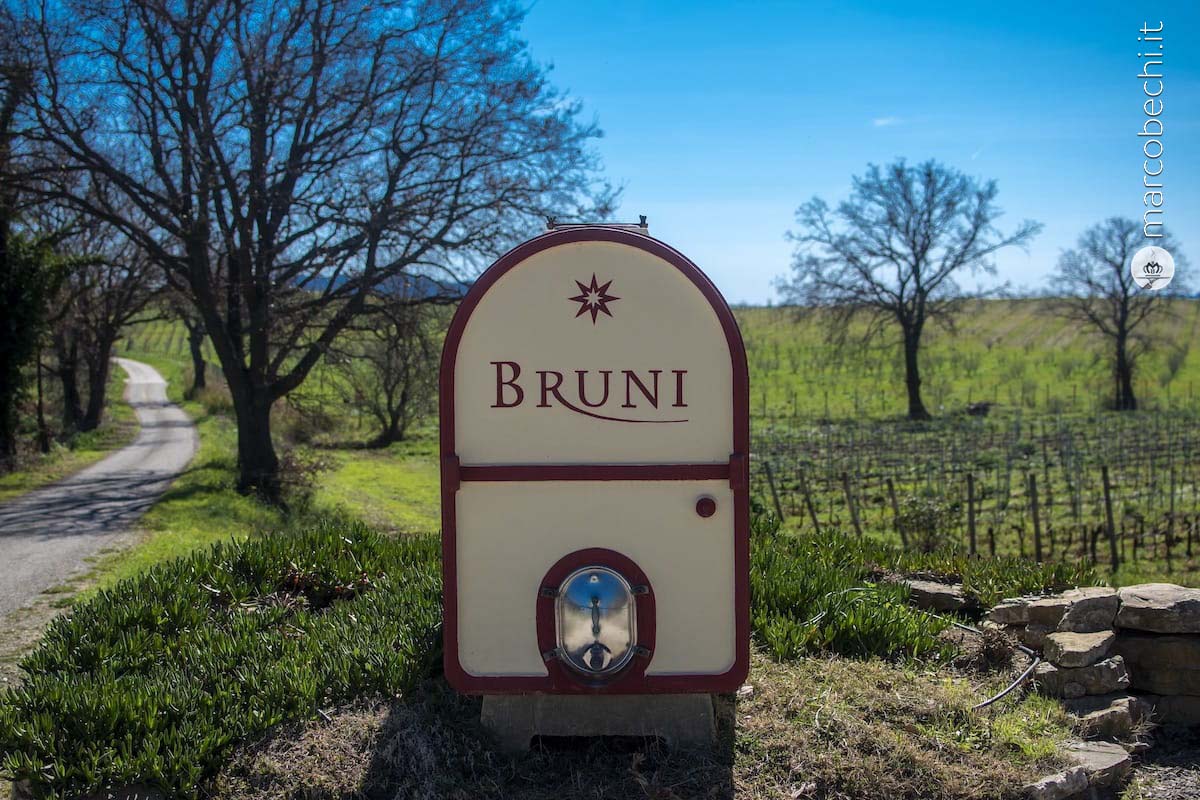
[988,583,1200,728]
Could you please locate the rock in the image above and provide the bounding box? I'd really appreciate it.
[1112,634,1200,695]
[905,579,967,612]
[1063,693,1150,740]
[1044,631,1115,668]
[1023,766,1087,800]
[1056,587,1119,633]
[1034,657,1130,699]
[1020,623,1053,650]
[736,684,755,700]
[990,597,1032,625]
[1064,740,1132,789]
[1027,596,1072,628]
[1139,694,1200,726]
[1116,583,1200,633]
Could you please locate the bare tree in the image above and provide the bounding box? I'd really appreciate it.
[1050,217,1188,411]
[165,289,209,397]
[50,216,161,431]
[330,279,448,447]
[20,0,612,499]
[778,159,1040,420]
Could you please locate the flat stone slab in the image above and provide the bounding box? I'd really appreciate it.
[480,693,715,752]
[1063,693,1150,740]
[990,597,1034,626]
[1056,588,1119,633]
[1112,633,1200,695]
[1023,765,1087,800]
[1044,631,1115,668]
[1024,740,1133,800]
[905,579,967,612]
[1064,740,1132,788]
[1035,656,1129,699]
[1027,595,1073,628]
[1116,584,1200,634]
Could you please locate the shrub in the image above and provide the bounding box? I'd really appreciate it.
[896,493,959,553]
[750,507,1101,662]
[750,510,951,661]
[0,516,440,799]
[195,385,234,417]
[276,446,334,510]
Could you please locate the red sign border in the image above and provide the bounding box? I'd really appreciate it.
[440,226,750,694]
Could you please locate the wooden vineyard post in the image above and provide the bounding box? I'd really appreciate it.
[988,526,996,557]
[1167,467,1177,572]
[764,460,786,524]
[841,472,863,538]
[1102,465,1120,572]
[1044,474,1054,554]
[967,473,977,557]
[1029,473,1043,562]
[798,469,821,536]
[886,476,905,549]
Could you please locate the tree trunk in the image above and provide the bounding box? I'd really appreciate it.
[80,340,115,432]
[186,323,206,395]
[54,332,84,432]
[368,405,406,448]
[903,327,931,420]
[1114,335,1137,411]
[232,387,281,502]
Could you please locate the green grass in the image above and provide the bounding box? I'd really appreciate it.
[0,516,441,799]
[0,366,138,504]
[313,434,440,534]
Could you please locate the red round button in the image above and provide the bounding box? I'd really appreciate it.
[696,496,717,518]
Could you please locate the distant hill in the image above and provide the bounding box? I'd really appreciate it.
[303,272,470,300]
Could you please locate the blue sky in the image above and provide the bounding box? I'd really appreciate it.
[520,1,1200,305]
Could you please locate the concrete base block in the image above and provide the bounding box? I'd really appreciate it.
[480,693,716,752]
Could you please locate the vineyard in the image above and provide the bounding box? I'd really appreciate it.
[751,411,1200,582]
[741,301,1200,585]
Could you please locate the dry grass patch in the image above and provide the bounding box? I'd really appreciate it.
[211,651,1071,800]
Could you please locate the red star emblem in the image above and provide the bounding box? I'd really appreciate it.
[568,274,620,324]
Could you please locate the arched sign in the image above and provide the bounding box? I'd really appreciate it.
[441,226,749,694]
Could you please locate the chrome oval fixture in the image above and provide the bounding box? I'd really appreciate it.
[554,566,637,677]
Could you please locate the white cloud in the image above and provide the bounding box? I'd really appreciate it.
[872,116,902,127]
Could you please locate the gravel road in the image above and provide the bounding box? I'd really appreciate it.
[0,358,196,617]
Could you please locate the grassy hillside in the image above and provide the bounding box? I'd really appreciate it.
[738,299,1200,420]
